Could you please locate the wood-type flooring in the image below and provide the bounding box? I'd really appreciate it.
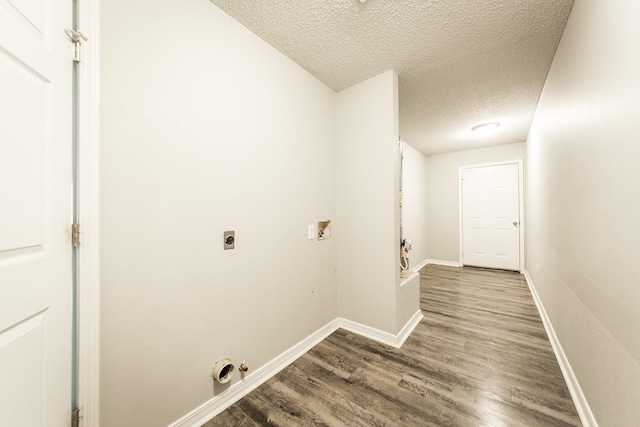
[203,264,581,426]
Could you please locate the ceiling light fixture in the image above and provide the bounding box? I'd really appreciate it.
[471,122,500,134]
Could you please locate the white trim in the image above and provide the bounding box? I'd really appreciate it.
[400,270,419,287]
[77,0,101,425]
[339,309,423,349]
[395,309,423,347]
[426,259,461,267]
[410,258,429,272]
[523,271,598,427]
[458,166,464,266]
[517,160,525,273]
[168,311,424,427]
[168,320,341,427]
[456,159,523,170]
[458,159,525,272]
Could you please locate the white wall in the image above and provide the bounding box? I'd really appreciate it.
[425,142,526,263]
[401,143,429,269]
[336,70,404,334]
[526,0,640,424]
[99,1,337,426]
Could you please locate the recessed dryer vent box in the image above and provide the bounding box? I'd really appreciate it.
[317,220,331,240]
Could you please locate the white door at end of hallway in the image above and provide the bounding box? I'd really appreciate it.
[0,0,73,425]
[461,163,520,271]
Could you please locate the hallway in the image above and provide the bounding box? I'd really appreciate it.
[204,265,580,426]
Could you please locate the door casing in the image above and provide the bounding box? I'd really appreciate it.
[75,0,100,424]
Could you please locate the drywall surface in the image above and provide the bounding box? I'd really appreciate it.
[99,0,337,426]
[425,143,525,263]
[336,70,401,334]
[526,0,640,425]
[401,142,429,269]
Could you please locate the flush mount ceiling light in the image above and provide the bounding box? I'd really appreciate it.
[471,122,500,134]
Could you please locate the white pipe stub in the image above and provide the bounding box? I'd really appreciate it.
[211,358,235,383]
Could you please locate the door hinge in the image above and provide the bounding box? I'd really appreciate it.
[72,223,81,247]
[71,408,80,427]
[64,28,88,62]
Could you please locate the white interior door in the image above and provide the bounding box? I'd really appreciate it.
[461,163,520,271]
[0,0,73,425]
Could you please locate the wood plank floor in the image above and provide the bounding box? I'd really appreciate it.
[203,265,581,426]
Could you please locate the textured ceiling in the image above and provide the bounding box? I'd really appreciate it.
[209,0,573,156]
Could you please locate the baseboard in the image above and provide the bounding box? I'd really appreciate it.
[426,258,461,267]
[410,258,429,272]
[338,309,423,349]
[523,271,599,427]
[395,309,424,348]
[168,319,341,427]
[169,311,424,426]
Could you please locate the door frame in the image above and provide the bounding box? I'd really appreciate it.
[76,0,100,425]
[458,159,524,273]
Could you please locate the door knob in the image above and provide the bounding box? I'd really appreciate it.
[512,221,519,227]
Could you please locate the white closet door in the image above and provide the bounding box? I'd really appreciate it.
[462,163,520,271]
[0,0,73,425]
